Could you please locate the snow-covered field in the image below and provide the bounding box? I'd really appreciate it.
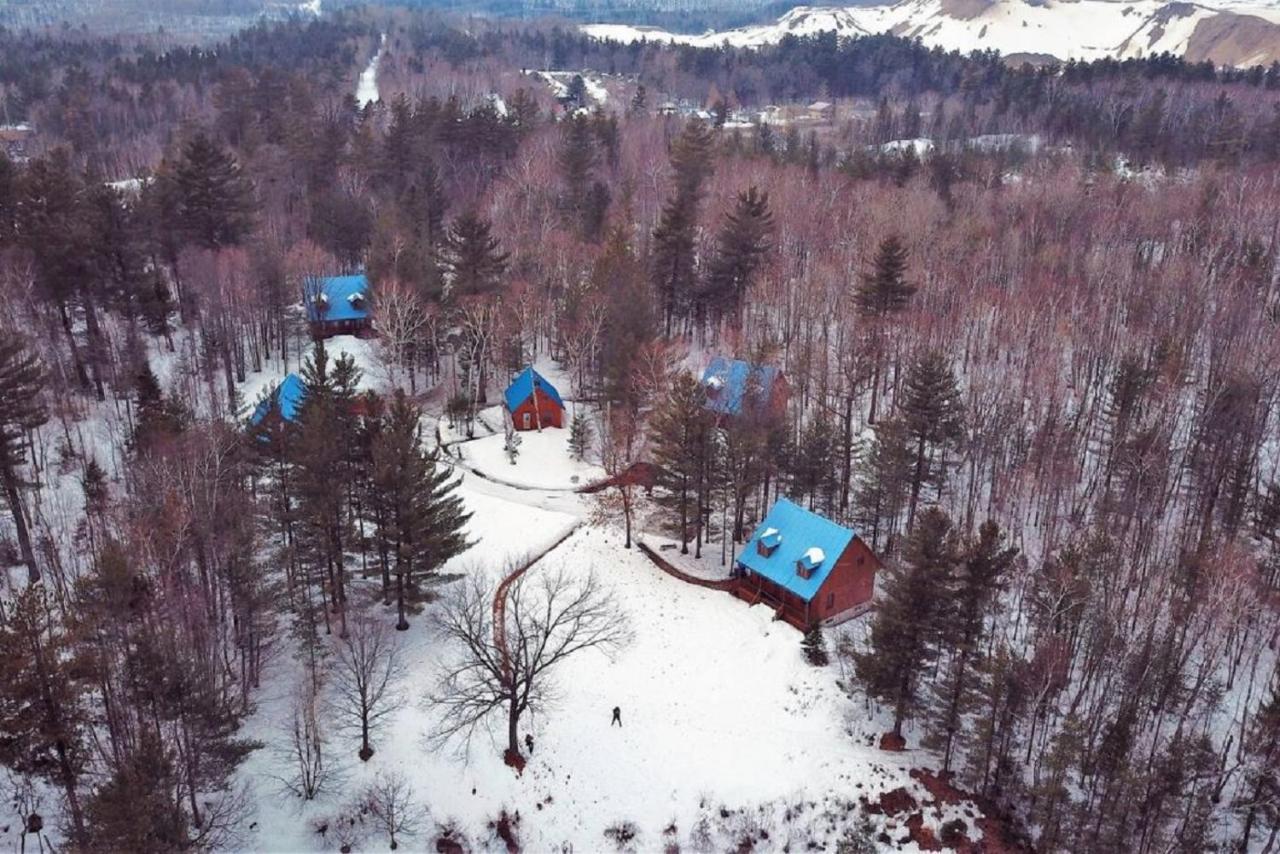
[455,426,605,490]
[234,492,961,852]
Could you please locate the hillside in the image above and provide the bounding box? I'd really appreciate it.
[584,0,1280,65]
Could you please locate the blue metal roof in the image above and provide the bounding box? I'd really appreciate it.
[701,356,781,416]
[250,374,307,426]
[504,367,564,413]
[304,274,371,323]
[736,498,857,602]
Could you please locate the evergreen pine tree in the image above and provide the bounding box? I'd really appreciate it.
[703,186,773,325]
[558,112,598,228]
[441,211,508,299]
[802,625,829,666]
[1238,678,1280,851]
[652,118,715,334]
[924,521,1018,773]
[131,362,191,456]
[852,418,913,553]
[629,84,648,115]
[651,372,713,554]
[898,350,964,530]
[83,729,187,851]
[855,235,917,422]
[0,336,48,580]
[173,133,256,249]
[790,413,840,513]
[854,506,958,741]
[568,410,593,461]
[293,342,354,639]
[597,227,655,411]
[370,391,471,630]
[0,584,89,842]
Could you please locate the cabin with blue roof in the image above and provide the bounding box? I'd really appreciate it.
[701,356,789,421]
[303,273,373,340]
[504,367,565,430]
[732,498,879,628]
[250,374,308,430]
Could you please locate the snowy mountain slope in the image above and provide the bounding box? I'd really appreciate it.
[583,0,1280,65]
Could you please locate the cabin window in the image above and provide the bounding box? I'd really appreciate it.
[857,555,865,566]
[827,592,834,609]
[522,412,531,429]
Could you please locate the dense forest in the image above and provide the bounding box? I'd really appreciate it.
[1,6,1280,852]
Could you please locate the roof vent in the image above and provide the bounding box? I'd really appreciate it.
[796,546,825,579]
[756,527,781,557]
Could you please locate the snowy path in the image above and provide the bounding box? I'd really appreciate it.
[355,33,385,107]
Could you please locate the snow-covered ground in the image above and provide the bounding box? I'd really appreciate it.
[356,34,385,108]
[641,532,739,582]
[234,497,964,852]
[224,330,990,850]
[455,426,605,490]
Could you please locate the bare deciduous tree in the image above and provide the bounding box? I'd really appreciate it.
[331,615,405,761]
[430,566,629,763]
[363,770,421,850]
[275,680,333,800]
[373,277,431,392]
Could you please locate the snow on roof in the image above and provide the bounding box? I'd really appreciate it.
[304,274,371,323]
[738,499,856,601]
[504,366,565,413]
[802,547,825,567]
[700,356,782,416]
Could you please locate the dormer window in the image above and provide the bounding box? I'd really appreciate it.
[348,292,366,309]
[315,292,330,313]
[756,527,781,557]
[705,374,724,397]
[796,547,825,579]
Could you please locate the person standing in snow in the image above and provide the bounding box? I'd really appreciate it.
[524,733,534,754]
[611,706,622,727]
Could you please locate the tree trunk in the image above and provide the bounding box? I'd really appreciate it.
[1,463,39,582]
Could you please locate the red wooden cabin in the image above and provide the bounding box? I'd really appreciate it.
[732,498,880,628]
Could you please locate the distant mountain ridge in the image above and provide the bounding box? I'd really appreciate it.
[583,0,1280,66]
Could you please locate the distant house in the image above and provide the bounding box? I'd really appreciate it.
[504,367,565,431]
[732,498,879,628]
[700,356,789,421]
[249,374,307,430]
[0,123,34,160]
[303,274,373,340]
[807,100,834,122]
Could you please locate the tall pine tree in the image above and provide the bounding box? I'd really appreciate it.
[370,391,471,630]
[898,350,964,530]
[173,133,256,249]
[854,507,958,741]
[0,336,47,581]
[854,235,916,422]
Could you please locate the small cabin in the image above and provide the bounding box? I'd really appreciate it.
[733,498,879,628]
[303,274,373,340]
[249,374,307,431]
[701,356,789,422]
[504,367,565,431]
[807,101,835,122]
